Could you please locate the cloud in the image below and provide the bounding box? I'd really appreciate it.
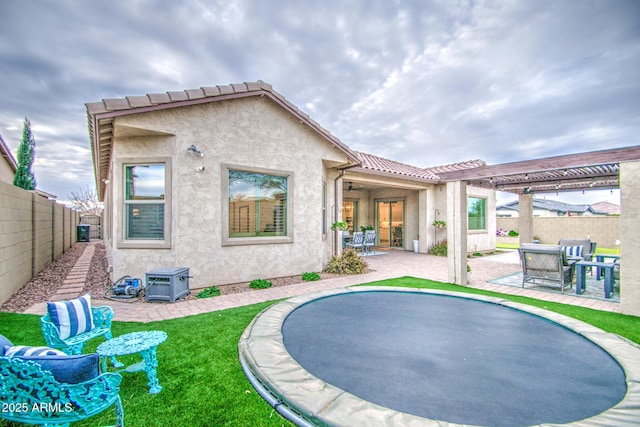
[0,0,637,203]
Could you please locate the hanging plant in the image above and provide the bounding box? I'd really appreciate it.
[331,221,348,231]
[432,220,447,229]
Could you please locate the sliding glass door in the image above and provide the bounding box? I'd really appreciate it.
[377,200,404,248]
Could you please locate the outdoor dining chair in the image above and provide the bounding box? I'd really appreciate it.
[346,231,364,253]
[363,230,376,254]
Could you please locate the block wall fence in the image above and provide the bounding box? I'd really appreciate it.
[0,180,79,305]
[497,216,620,248]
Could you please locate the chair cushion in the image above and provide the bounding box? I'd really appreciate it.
[47,294,95,340]
[0,334,13,356]
[14,353,101,384]
[562,245,583,258]
[5,345,66,357]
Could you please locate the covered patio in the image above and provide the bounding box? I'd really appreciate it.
[438,145,640,316]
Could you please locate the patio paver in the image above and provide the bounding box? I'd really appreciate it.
[22,247,621,323]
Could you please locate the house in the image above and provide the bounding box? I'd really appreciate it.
[590,201,621,215]
[497,198,607,217]
[87,81,495,289]
[0,134,17,183]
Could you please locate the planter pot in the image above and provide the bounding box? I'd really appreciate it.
[413,240,419,253]
[467,272,471,283]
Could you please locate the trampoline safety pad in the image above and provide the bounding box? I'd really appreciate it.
[238,287,640,427]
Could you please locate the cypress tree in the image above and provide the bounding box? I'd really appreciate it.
[13,117,36,190]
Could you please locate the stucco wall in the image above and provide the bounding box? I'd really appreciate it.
[467,186,496,253]
[619,161,639,316]
[106,97,349,288]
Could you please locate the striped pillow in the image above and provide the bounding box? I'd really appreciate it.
[46,294,95,340]
[5,345,66,357]
[563,245,583,258]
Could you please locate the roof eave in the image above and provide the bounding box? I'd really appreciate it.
[87,82,362,201]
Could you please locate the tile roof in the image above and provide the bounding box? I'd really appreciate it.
[87,80,487,198]
[355,151,485,181]
[86,81,360,199]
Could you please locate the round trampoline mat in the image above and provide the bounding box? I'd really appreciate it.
[239,287,640,427]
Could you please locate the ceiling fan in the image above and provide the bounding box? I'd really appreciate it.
[347,182,363,192]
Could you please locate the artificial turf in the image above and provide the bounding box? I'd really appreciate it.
[1,276,638,426]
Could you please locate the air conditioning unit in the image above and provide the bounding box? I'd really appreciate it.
[145,267,190,303]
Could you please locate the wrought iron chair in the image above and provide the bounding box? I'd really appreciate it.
[41,304,115,356]
[0,334,124,427]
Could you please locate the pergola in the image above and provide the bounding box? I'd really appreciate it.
[438,145,640,316]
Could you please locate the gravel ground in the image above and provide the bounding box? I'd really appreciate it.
[1,242,345,312]
[1,245,87,313]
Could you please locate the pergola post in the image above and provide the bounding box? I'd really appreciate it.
[620,160,640,316]
[518,194,534,244]
[447,180,467,285]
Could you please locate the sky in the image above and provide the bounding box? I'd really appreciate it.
[0,0,638,206]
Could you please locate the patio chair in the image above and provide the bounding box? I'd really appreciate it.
[41,294,118,367]
[363,230,376,255]
[345,231,364,253]
[519,244,575,292]
[558,239,594,261]
[0,334,124,426]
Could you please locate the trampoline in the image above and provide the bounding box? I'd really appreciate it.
[239,287,640,426]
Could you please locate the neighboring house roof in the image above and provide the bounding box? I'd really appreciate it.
[497,199,607,215]
[0,133,18,173]
[590,201,621,215]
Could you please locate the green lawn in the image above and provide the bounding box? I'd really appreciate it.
[1,277,638,426]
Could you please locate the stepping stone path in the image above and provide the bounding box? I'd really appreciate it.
[49,243,95,301]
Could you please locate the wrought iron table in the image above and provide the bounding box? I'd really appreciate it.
[97,330,167,394]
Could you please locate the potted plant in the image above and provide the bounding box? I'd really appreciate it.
[432,220,446,229]
[360,225,374,233]
[467,263,472,283]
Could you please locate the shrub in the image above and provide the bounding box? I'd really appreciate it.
[302,272,321,281]
[428,240,448,256]
[508,230,519,237]
[249,279,272,289]
[324,248,367,274]
[196,286,220,298]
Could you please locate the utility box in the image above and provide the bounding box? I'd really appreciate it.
[77,224,90,242]
[145,267,190,303]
